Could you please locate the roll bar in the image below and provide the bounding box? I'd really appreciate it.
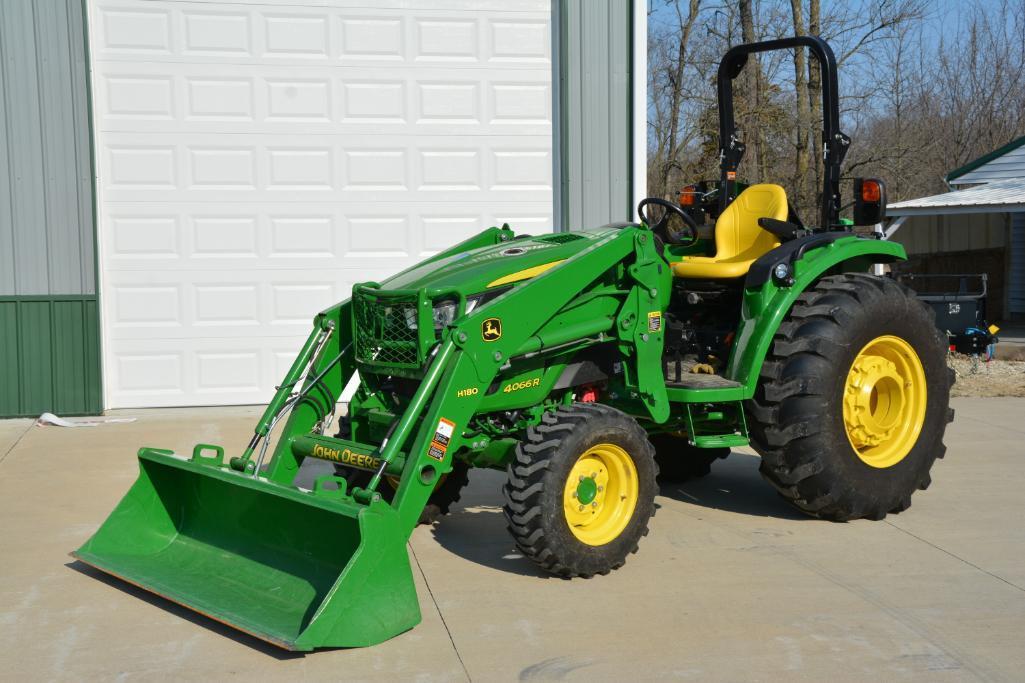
[717,36,850,230]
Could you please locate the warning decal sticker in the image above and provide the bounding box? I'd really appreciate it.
[647,311,663,332]
[427,417,456,462]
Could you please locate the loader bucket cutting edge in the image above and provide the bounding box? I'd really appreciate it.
[72,449,421,651]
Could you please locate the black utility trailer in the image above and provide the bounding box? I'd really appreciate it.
[896,273,999,357]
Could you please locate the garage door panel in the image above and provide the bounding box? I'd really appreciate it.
[99,133,552,202]
[91,1,551,68]
[100,201,554,271]
[105,269,349,339]
[107,337,299,405]
[95,62,551,136]
[91,0,552,408]
[158,0,550,10]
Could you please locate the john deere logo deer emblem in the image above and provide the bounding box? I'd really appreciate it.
[482,318,502,341]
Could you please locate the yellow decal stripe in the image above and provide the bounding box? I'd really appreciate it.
[487,260,566,288]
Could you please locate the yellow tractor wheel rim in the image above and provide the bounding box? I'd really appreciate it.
[843,335,927,468]
[563,443,638,546]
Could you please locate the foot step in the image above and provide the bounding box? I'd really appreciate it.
[665,373,741,389]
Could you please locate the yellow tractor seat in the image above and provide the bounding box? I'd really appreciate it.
[671,183,789,279]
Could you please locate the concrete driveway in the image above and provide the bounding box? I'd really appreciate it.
[1,398,1023,682]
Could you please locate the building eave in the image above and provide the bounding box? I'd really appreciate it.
[945,135,1025,184]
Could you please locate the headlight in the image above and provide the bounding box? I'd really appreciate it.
[389,294,489,334]
[432,293,489,332]
[432,300,458,331]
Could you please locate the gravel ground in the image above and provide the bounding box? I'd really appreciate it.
[948,352,1025,397]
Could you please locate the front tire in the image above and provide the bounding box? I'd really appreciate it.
[747,273,953,521]
[503,403,658,578]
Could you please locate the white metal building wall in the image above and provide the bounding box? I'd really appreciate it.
[949,143,1025,186]
[87,0,553,408]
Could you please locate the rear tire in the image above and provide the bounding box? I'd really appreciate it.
[649,434,728,482]
[746,273,953,521]
[503,403,657,578]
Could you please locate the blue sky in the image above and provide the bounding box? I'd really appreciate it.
[644,0,988,123]
[647,0,967,54]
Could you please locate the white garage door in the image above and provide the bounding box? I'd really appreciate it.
[88,0,553,408]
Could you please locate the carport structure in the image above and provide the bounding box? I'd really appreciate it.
[885,179,1025,320]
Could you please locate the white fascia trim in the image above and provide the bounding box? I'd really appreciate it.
[83,0,111,411]
[631,0,647,213]
[551,0,562,231]
[888,205,1025,216]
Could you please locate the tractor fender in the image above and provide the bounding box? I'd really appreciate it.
[726,234,906,394]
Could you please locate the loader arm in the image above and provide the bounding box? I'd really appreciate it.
[240,225,519,482]
[382,226,671,535]
[268,225,669,536]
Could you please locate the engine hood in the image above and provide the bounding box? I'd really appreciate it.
[378,228,619,296]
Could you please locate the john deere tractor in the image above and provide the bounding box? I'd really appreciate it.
[74,37,952,650]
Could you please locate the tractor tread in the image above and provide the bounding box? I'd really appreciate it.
[502,402,657,578]
[746,273,952,522]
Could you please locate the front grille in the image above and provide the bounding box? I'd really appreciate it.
[535,233,585,244]
[353,291,422,367]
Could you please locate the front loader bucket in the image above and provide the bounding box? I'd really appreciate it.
[72,448,420,651]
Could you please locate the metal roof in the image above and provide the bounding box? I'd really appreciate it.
[887,178,1025,216]
[946,135,1025,185]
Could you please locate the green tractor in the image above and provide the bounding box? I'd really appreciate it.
[74,37,951,650]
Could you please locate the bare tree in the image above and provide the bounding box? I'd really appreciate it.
[806,0,822,208]
[648,0,702,199]
[844,0,1025,200]
[738,0,762,178]
[930,0,1025,175]
[647,0,1025,214]
[789,0,812,209]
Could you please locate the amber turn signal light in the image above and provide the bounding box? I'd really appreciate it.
[861,179,881,203]
[678,185,698,206]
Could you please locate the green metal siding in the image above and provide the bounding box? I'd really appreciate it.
[555,0,633,230]
[0,0,95,296]
[0,296,101,417]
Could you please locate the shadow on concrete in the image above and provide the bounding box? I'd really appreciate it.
[429,454,808,577]
[65,560,308,659]
[429,506,550,578]
[658,451,808,521]
[428,469,550,578]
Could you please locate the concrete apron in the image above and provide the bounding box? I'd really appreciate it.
[1,399,1024,681]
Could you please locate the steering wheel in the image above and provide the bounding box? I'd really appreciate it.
[637,198,699,246]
